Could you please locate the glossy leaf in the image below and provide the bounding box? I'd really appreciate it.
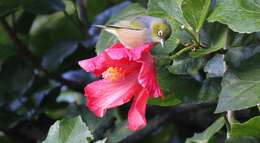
[155,0,188,26]
[62,70,94,84]
[41,41,78,72]
[216,53,260,113]
[21,0,65,14]
[204,54,227,78]
[225,44,260,67]
[43,116,93,143]
[198,78,221,102]
[168,57,206,75]
[148,95,181,107]
[157,68,201,102]
[56,90,83,105]
[110,121,134,143]
[29,1,84,56]
[230,116,260,137]
[0,56,35,101]
[182,0,211,32]
[208,0,260,33]
[185,117,225,143]
[95,138,107,143]
[190,29,227,57]
[226,137,260,143]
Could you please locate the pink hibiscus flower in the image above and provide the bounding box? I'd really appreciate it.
[78,43,163,131]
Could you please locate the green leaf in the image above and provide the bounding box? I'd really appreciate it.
[230,116,260,137]
[95,138,107,143]
[156,0,188,26]
[110,121,134,143]
[225,44,260,68]
[148,95,181,107]
[80,107,115,133]
[198,78,222,102]
[190,28,227,57]
[29,1,83,56]
[226,137,260,143]
[168,57,206,75]
[0,131,12,143]
[56,90,83,105]
[21,0,65,14]
[216,53,260,113]
[182,0,211,32]
[185,117,225,143]
[204,54,227,78]
[0,45,15,71]
[157,68,201,102]
[0,56,34,101]
[208,0,260,33]
[95,3,146,54]
[0,0,20,16]
[43,116,93,143]
[41,42,78,71]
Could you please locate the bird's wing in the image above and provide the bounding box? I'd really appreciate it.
[116,28,148,48]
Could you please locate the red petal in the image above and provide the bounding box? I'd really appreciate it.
[78,52,109,76]
[78,43,130,76]
[137,53,163,98]
[85,76,141,117]
[105,43,154,61]
[128,89,149,131]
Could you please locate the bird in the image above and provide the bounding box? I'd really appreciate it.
[94,16,172,48]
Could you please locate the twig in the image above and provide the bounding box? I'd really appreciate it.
[225,111,234,139]
[0,18,81,91]
[170,45,194,59]
[181,25,200,45]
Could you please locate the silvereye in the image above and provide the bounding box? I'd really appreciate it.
[95,16,172,48]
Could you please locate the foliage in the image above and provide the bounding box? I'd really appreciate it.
[0,0,260,143]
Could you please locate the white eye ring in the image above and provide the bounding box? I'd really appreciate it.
[157,30,163,37]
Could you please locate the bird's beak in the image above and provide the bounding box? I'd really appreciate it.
[160,39,165,48]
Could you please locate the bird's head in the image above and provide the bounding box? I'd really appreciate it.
[151,19,172,48]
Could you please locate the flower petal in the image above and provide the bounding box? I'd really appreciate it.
[78,52,109,76]
[128,89,149,131]
[137,53,163,97]
[79,43,131,76]
[105,43,154,61]
[85,76,141,117]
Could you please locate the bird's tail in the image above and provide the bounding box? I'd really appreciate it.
[93,25,117,35]
[93,25,108,29]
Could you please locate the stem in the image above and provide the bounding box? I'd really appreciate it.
[170,45,193,59]
[225,111,234,139]
[0,18,81,91]
[183,26,200,45]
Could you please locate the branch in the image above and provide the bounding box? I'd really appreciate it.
[0,18,81,91]
[170,45,194,59]
[122,102,216,143]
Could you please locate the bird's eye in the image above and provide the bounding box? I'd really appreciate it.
[157,30,163,37]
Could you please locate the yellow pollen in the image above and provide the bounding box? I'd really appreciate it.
[102,67,125,81]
